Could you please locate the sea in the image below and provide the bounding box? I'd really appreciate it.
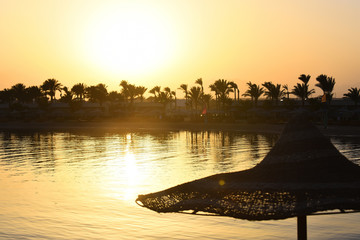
[0,130,359,240]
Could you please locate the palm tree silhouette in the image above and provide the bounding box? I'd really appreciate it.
[120,80,137,104]
[179,84,189,108]
[86,84,108,106]
[11,83,27,103]
[0,88,14,103]
[71,83,86,101]
[212,79,233,110]
[149,86,161,101]
[41,78,62,102]
[156,89,173,110]
[262,82,284,105]
[108,91,123,102]
[202,93,212,111]
[188,86,202,113]
[209,83,219,110]
[298,74,311,85]
[283,84,290,100]
[164,87,176,109]
[242,82,264,107]
[291,74,315,107]
[316,74,336,103]
[195,78,204,94]
[60,86,73,103]
[26,86,43,103]
[343,87,360,106]
[292,83,314,107]
[229,81,238,102]
[135,86,147,102]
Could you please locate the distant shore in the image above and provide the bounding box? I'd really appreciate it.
[0,119,359,137]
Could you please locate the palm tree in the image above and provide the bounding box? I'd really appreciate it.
[26,86,43,103]
[343,87,360,106]
[209,83,219,110]
[164,87,171,96]
[291,74,315,107]
[292,83,315,106]
[272,83,284,105]
[283,84,290,100]
[120,80,137,104]
[298,74,311,85]
[60,86,73,103]
[41,78,62,102]
[202,93,212,110]
[262,82,284,105]
[149,86,161,101]
[229,81,238,102]
[96,83,108,105]
[11,83,27,103]
[71,83,86,101]
[188,86,202,112]
[179,84,189,109]
[316,74,336,103]
[0,88,14,103]
[212,79,233,109]
[195,78,204,94]
[135,86,147,102]
[164,87,175,109]
[156,90,173,110]
[86,84,108,105]
[108,91,124,102]
[172,90,177,109]
[242,82,264,107]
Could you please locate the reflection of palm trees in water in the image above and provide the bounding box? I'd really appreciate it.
[187,131,209,156]
[183,132,279,173]
[185,131,238,172]
[244,134,277,163]
[0,132,58,172]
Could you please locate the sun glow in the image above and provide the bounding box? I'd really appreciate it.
[83,4,176,77]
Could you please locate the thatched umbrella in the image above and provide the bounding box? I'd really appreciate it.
[136,115,360,239]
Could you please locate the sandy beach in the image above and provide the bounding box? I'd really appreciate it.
[0,120,359,137]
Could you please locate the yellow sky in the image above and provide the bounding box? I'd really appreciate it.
[1,0,360,97]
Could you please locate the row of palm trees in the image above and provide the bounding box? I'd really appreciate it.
[241,74,358,107]
[0,75,359,112]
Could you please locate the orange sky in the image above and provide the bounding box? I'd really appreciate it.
[1,0,360,98]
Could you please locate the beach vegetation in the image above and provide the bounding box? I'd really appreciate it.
[188,86,202,113]
[242,82,264,107]
[0,74,359,124]
[86,84,108,106]
[71,83,86,101]
[262,82,284,105]
[291,74,315,106]
[41,78,62,102]
[60,86,73,103]
[343,87,360,106]
[315,74,336,104]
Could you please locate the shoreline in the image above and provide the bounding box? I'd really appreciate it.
[0,120,360,137]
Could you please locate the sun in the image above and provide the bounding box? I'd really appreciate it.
[83,5,176,76]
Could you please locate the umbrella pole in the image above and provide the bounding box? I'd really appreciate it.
[297,215,307,240]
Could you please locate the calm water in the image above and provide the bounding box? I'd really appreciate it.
[0,130,359,240]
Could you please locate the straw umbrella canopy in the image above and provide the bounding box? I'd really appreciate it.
[136,115,360,239]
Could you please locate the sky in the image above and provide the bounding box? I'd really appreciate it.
[1,0,360,98]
